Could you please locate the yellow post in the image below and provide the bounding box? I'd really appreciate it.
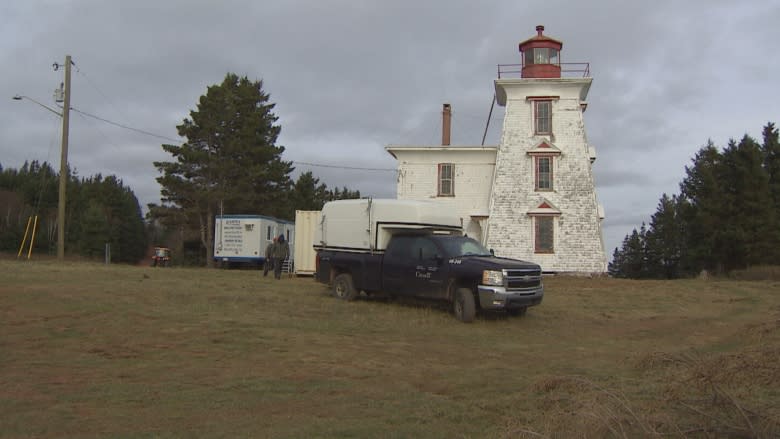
[17,216,32,258]
[27,215,39,259]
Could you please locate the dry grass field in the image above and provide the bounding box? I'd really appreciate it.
[1,259,779,438]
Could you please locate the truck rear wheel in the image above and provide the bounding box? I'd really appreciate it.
[333,273,358,301]
[454,288,476,323]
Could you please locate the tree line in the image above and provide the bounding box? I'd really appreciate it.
[609,122,780,278]
[0,162,358,265]
[0,161,147,263]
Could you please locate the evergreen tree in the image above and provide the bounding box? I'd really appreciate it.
[612,122,780,277]
[645,194,683,278]
[721,135,777,268]
[153,73,293,267]
[98,175,147,263]
[282,172,363,219]
[0,161,59,255]
[0,162,146,262]
[68,174,147,263]
[18,161,58,211]
[762,122,780,212]
[327,186,361,201]
[607,246,624,277]
[290,171,329,213]
[618,226,647,278]
[674,196,698,276]
[679,141,726,273]
[78,201,111,258]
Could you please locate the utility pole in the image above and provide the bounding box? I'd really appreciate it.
[56,55,72,261]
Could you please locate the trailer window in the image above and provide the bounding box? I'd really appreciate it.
[267,226,271,240]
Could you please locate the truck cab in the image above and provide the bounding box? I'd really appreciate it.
[382,233,543,318]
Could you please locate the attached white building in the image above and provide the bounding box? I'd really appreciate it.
[386,26,607,273]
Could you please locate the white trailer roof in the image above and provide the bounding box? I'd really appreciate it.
[317,199,462,251]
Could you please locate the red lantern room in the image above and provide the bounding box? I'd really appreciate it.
[519,25,563,78]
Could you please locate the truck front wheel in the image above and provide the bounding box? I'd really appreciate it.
[454,288,476,323]
[333,273,358,301]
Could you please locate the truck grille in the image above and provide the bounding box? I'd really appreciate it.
[504,268,542,290]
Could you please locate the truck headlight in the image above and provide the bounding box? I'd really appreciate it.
[482,270,504,286]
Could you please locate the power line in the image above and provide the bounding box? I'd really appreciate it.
[70,107,181,143]
[72,108,125,151]
[71,63,185,145]
[62,67,402,174]
[74,63,117,110]
[70,106,397,173]
[65,63,407,174]
[294,161,396,172]
[74,62,160,142]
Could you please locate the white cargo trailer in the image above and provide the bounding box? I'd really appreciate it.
[293,210,321,275]
[214,214,295,267]
[314,199,462,252]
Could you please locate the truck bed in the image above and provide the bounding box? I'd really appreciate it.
[316,250,384,293]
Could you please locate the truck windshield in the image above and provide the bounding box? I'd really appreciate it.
[437,236,492,258]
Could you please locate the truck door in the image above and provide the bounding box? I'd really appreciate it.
[382,235,413,294]
[409,236,447,298]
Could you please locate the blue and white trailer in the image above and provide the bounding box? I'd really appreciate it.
[214,214,295,268]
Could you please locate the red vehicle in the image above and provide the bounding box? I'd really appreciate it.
[152,247,171,267]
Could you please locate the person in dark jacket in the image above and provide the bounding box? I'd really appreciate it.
[273,234,290,279]
[263,237,276,277]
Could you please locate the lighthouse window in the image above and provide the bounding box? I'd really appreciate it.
[549,49,559,64]
[534,216,554,254]
[535,156,553,191]
[525,48,559,65]
[534,100,552,134]
[437,163,454,196]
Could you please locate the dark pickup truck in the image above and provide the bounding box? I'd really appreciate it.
[315,232,543,322]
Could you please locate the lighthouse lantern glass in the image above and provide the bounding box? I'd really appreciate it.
[525,48,559,66]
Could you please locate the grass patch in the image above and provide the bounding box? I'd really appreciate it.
[1,260,779,437]
[728,265,780,281]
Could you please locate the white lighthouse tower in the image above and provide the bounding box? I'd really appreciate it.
[485,25,607,273]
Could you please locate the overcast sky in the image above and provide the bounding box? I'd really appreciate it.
[2,0,779,257]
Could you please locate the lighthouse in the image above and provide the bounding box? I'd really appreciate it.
[386,25,607,273]
[485,25,606,273]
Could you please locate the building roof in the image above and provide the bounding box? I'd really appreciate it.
[385,145,497,159]
[518,25,563,49]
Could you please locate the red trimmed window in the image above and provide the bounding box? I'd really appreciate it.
[437,163,454,196]
[535,156,553,191]
[534,216,554,253]
[534,100,552,134]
